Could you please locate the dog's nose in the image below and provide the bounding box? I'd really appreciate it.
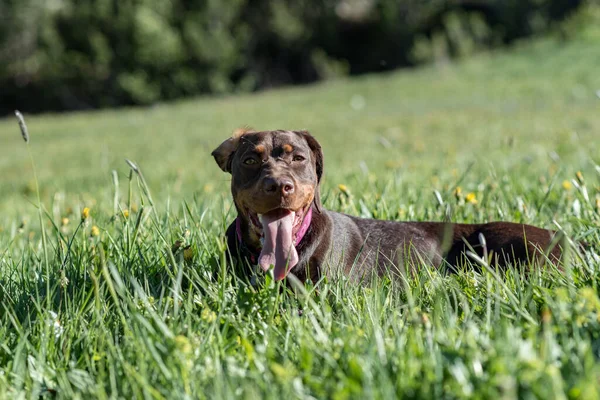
[263,177,295,196]
[281,179,295,196]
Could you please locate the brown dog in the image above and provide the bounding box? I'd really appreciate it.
[212,129,562,283]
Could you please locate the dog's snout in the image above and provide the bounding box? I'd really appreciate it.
[263,177,277,193]
[262,177,295,196]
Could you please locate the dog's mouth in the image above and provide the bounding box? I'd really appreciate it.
[245,205,310,281]
[246,206,308,239]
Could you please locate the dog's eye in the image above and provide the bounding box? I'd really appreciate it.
[243,158,258,165]
[293,155,305,162]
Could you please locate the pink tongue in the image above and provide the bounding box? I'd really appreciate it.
[258,209,298,281]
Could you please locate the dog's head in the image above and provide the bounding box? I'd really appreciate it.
[212,128,324,223]
[212,128,324,280]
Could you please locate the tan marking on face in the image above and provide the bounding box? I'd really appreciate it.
[283,144,293,153]
[295,182,316,209]
[233,126,255,139]
[255,144,266,154]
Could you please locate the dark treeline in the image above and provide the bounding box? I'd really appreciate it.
[0,0,582,114]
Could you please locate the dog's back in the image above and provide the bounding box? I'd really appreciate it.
[319,211,561,280]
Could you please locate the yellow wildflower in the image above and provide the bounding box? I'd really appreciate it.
[81,207,90,220]
[201,308,216,323]
[91,225,100,237]
[576,171,584,184]
[465,192,478,204]
[541,307,552,324]
[174,335,192,355]
[562,180,572,191]
[123,209,129,218]
[61,217,69,226]
[384,160,402,169]
[183,246,193,262]
[421,313,430,325]
[454,186,462,199]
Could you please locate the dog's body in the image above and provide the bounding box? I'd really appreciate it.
[213,129,561,283]
[225,209,560,283]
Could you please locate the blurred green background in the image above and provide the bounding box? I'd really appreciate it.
[0,0,585,114]
[1,4,600,397]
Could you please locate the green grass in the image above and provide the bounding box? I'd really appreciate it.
[1,29,600,398]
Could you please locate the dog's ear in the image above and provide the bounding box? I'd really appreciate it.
[297,130,324,212]
[211,127,254,173]
[297,130,323,182]
[211,137,237,173]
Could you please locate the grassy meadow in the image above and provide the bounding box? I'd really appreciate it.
[1,27,600,398]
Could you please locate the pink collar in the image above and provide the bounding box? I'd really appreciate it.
[236,207,313,247]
